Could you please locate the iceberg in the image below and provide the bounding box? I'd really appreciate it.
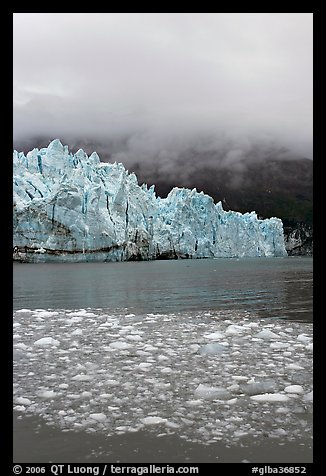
[13,140,287,262]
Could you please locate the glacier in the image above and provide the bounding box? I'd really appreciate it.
[13,139,287,262]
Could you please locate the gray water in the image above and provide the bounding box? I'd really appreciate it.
[13,257,313,463]
[13,257,313,321]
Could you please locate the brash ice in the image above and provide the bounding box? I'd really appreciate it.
[13,139,287,262]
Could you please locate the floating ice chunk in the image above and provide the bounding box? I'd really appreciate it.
[160,367,173,374]
[81,391,92,398]
[68,311,97,317]
[306,343,313,352]
[240,380,277,396]
[15,343,28,350]
[165,421,180,429]
[231,376,248,382]
[189,344,200,353]
[13,349,24,360]
[286,363,304,370]
[33,311,59,317]
[186,399,203,407]
[38,390,57,399]
[303,391,313,402]
[14,405,26,411]
[204,331,224,340]
[225,325,245,335]
[58,384,69,389]
[200,343,228,354]
[109,342,132,350]
[13,323,21,327]
[234,430,248,437]
[71,329,83,336]
[138,363,153,370]
[275,406,291,414]
[226,398,238,405]
[284,385,304,394]
[250,393,290,402]
[125,313,135,317]
[269,428,288,437]
[297,334,311,343]
[141,416,167,425]
[34,337,60,346]
[126,334,143,341]
[194,384,232,400]
[89,413,107,422]
[15,397,31,406]
[16,309,33,313]
[255,330,279,340]
[72,374,93,381]
[270,342,289,350]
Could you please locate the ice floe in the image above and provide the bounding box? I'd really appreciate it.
[13,307,313,449]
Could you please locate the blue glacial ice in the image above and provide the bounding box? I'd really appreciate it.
[13,139,287,262]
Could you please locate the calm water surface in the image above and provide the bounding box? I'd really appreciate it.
[13,257,313,322]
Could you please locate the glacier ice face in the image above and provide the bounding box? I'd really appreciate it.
[13,140,287,262]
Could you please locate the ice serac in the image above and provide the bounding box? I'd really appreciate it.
[13,140,287,262]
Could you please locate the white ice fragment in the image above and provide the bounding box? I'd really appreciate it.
[72,374,93,381]
[33,310,59,317]
[186,400,203,407]
[234,430,248,437]
[270,428,288,437]
[194,384,231,400]
[38,390,57,399]
[138,363,153,370]
[14,405,26,411]
[189,344,200,353]
[284,385,304,394]
[204,331,224,340]
[255,330,279,340]
[297,334,311,343]
[141,416,167,425]
[16,309,33,313]
[160,367,173,374]
[303,391,313,402]
[276,406,291,414]
[250,393,290,402]
[200,343,228,354]
[225,325,245,335]
[109,341,132,350]
[165,421,180,429]
[15,397,31,406]
[81,391,92,397]
[68,310,97,317]
[58,384,69,389]
[226,398,238,405]
[240,380,277,396]
[71,329,83,336]
[270,342,289,350]
[89,413,107,422]
[15,343,28,350]
[34,337,60,346]
[231,376,248,382]
[126,334,142,341]
[286,363,304,370]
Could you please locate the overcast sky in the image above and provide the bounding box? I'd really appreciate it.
[13,13,313,158]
